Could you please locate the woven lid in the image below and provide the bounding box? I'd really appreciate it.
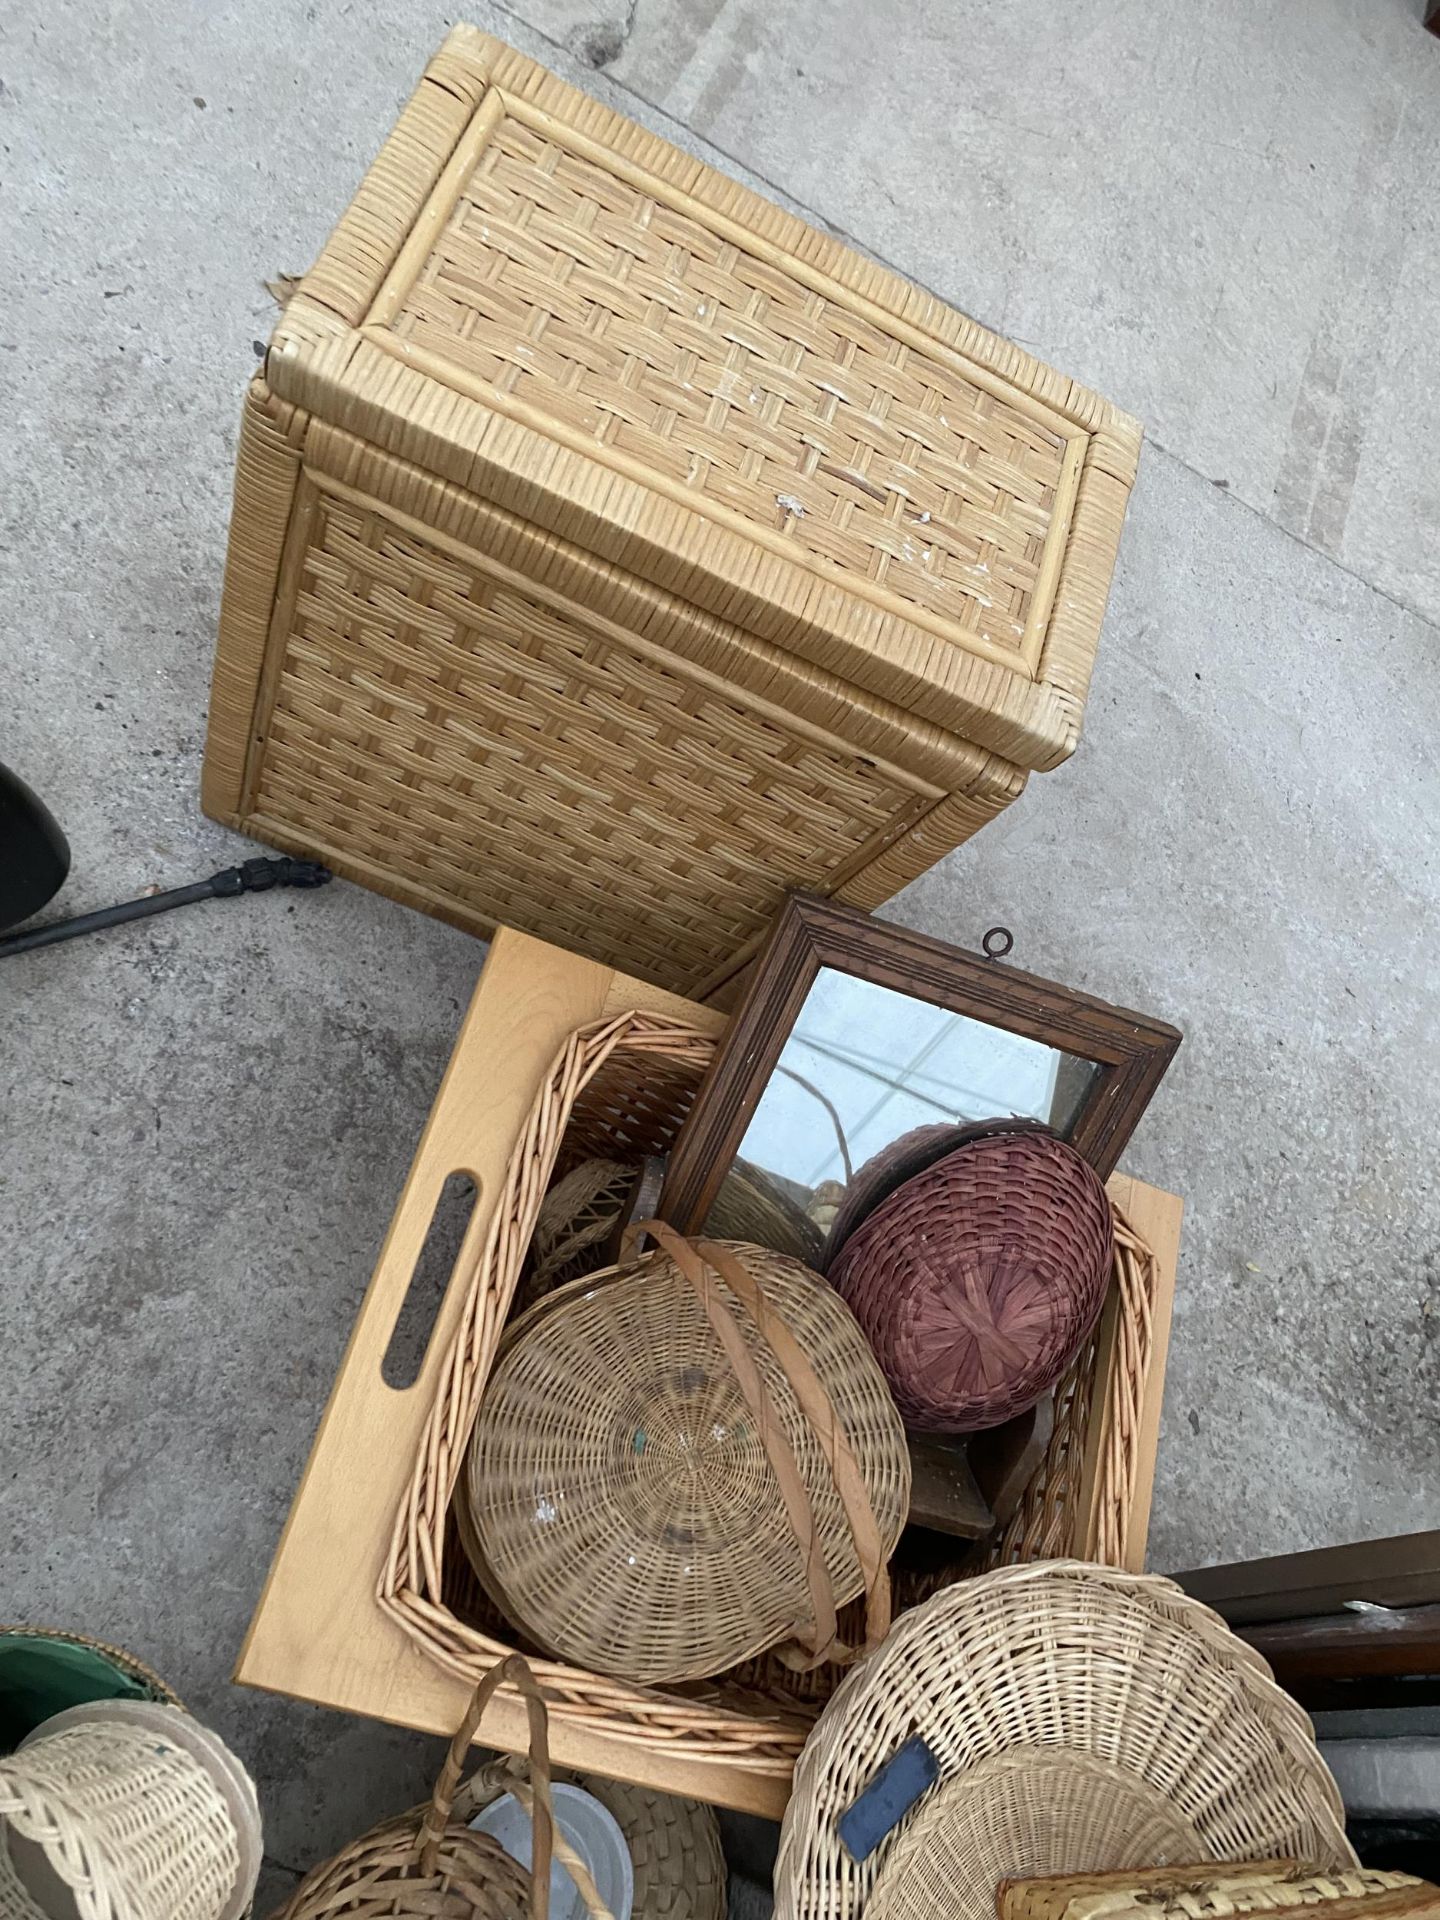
[271,1655,569,1920]
[572,1778,726,1920]
[831,1131,1113,1431]
[463,1236,909,1684]
[822,1118,1053,1269]
[863,1750,1204,1920]
[268,29,1140,770]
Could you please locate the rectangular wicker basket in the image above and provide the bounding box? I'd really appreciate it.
[203,28,1142,997]
[236,928,1182,1815]
[998,1864,1437,1920]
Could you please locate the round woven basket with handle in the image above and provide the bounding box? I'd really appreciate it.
[830,1131,1113,1432]
[775,1559,1355,1920]
[462,1225,910,1686]
[270,1654,614,1920]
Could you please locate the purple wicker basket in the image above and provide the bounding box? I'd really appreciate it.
[829,1131,1114,1433]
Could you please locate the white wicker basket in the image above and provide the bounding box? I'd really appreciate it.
[0,1701,260,1920]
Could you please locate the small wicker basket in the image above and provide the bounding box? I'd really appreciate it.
[270,1655,612,1920]
[830,1131,1113,1432]
[463,1226,909,1685]
[0,1625,182,1758]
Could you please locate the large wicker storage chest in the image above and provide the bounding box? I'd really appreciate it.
[203,28,1142,997]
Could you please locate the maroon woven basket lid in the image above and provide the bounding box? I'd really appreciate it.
[821,1117,1054,1272]
[830,1131,1114,1433]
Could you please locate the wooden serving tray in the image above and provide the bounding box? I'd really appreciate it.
[235,927,1182,1815]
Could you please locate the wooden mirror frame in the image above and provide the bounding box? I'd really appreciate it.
[661,894,1181,1230]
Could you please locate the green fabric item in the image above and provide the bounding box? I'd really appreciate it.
[0,1634,151,1754]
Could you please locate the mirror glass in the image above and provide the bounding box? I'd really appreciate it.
[702,966,1103,1261]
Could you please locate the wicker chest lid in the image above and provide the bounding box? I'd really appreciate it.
[266,26,1141,773]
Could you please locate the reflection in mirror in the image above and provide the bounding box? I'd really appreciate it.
[702,967,1103,1257]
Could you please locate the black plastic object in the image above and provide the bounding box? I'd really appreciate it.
[0,855,331,959]
[836,1735,940,1861]
[0,763,70,933]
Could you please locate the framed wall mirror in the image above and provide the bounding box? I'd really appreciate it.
[661,895,1181,1242]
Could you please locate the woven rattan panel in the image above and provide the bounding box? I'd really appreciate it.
[250,485,932,991]
[379,109,1068,669]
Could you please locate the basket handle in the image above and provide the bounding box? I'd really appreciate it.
[693,1234,892,1667]
[453,1757,615,1920]
[625,1221,891,1669]
[418,1653,553,1920]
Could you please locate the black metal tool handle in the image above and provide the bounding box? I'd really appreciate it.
[0,856,331,960]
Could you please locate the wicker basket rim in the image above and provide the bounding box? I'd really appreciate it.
[0,1625,181,1709]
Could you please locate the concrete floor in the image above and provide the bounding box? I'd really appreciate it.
[3,0,1439,1902]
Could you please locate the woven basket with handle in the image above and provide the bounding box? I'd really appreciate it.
[269,1654,613,1920]
[463,1225,909,1685]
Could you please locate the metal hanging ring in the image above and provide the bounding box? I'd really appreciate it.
[981,926,1014,960]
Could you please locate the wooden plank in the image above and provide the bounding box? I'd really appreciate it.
[1242,1606,1440,1689]
[907,1439,995,1540]
[1074,1173,1183,1572]
[1179,1531,1440,1626]
[1112,1173,1182,1573]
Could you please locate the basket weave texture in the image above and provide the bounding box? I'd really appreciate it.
[204,28,1141,990]
[524,1158,637,1300]
[0,1709,246,1920]
[270,1656,576,1920]
[460,1765,727,1920]
[268,1811,531,1920]
[380,1012,1164,1775]
[864,1749,1205,1920]
[464,1234,909,1684]
[572,1777,725,1920]
[999,1864,1435,1920]
[774,1560,1356,1920]
[831,1132,1113,1431]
